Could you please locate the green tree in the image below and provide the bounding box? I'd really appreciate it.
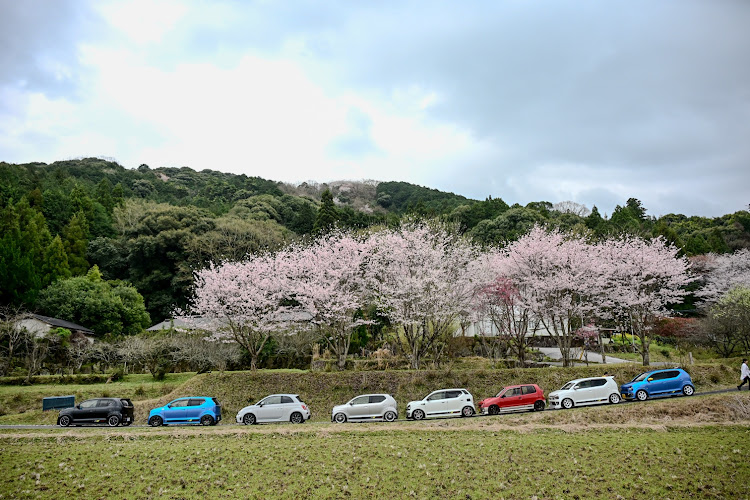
[37,266,151,336]
[63,211,90,276]
[314,189,339,233]
[41,235,71,287]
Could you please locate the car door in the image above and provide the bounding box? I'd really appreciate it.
[257,396,283,421]
[279,395,298,420]
[572,380,593,404]
[164,399,190,422]
[589,379,609,403]
[95,399,116,423]
[347,395,371,420]
[369,395,387,418]
[186,399,205,422]
[501,387,523,410]
[521,386,538,409]
[73,399,100,423]
[650,371,678,395]
[423,391,445,416]
[444,390,465,415]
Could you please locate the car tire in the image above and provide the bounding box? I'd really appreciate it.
[561,398,574,410]
[200,415,214,426]
[636,390,648,401]
[412,409,425,420]
[682,385,695,396]
[242,413,256,425]
[461,406,474,417]
[609,393,621,404]
[333,412,347,423]
[533,400,545,411]
[488,405,500,416]
[149,416,163,427]
[59,415,71,427]
[383,411,397,422]
[107,415,120,427]
[290,412,304,424]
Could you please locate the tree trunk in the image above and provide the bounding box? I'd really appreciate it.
[598,331,606,364]
[250,353,258,371]
[337,352,347,371]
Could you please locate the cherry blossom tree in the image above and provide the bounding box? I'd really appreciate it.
[694,249,750,305]
[189,254,287,370]
[500,226,604,367]
[277,231,372,370]
[366,221,480,369]
[597,236,692,366]
[574,323,599,366]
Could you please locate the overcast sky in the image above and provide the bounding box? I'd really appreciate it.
[1,1,749,217]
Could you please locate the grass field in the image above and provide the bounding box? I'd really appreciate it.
[1,422,748,499]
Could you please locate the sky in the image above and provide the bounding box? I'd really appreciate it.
[1,1,749,217]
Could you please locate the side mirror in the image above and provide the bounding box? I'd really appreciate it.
[349,402,354,406]
[647,378,653,382]
[166,404,171,408]
[258,402,264,407]
[573,387,579,391]
[77,404,82,409]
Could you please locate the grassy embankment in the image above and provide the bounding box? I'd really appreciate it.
[0,360,742,425]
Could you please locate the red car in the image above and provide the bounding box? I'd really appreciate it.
[479,384,546,415]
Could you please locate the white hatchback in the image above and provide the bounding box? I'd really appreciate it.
[405,388,475,420]
[548,376,621,409]
[331,394,398,423]
[236,394,311,425]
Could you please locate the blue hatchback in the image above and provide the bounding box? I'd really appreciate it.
[620,368,695,401]
[148,397,222,426]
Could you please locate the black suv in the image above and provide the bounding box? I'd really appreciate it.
[57,398,135,427]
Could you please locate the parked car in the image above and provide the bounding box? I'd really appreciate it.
[148,397,222,426]
[548,376,621,409]
[406,388,475,420]
[620,368,695,401]
[331,394,398,423]
[57,397,134,427]
[236,394,310,425]
[479,384,546,415]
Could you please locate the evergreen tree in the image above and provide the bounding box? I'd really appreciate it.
[96,178,115,213]
[314,189,339,233]
[41,235,71,287]
[63,211,90,276]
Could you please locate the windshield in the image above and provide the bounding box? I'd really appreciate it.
[495,389,507,398]
[631,373,649,382]
[560,382,574,390]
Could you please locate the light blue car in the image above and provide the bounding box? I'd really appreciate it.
[620,368,694,401]
[148,397,222,426]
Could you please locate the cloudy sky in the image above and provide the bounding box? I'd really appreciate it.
[1,1,749,217]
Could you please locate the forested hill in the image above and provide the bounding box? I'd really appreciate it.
[1,158,749,326]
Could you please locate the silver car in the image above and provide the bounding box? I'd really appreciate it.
[331,394,398,423]
[236,394,311,425]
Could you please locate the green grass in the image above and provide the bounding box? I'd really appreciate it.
[0,425,748,499]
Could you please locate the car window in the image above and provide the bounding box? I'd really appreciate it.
[505,388,521,397]
[80,400,98,409]
[445,390,463,399]
[522,386,537,395]
[281,396,294,404]
[632,373,649,382]
[426,392,444,401]
[169,399,190,408]
[591,379,606,387]
[370,395,386,404]
[97,399,115,407]
[262,396,282,405]
[188,399,205,407]
[561,382,574,390]
[649,372,668,381]
[120,399,133,407]
[663,371,679,379]
[574,381,588,390]
[212,398,222,406]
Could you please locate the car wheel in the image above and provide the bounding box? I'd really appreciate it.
[290,412,304,424]
[461,406,474,417]
[561,398,574,410]
[383,411,397,422]
[609,393,621,404]
[533,400,545,411]
[412,409,425,421]
[682,385,695,396]
[488,405,500,416]
[200,415,214,426]
[149,416,163,427]
[636,390,648,401]
[107,415,120,427]
[242,413,256,425]
[59,415,71,427]
[333,412,347,423]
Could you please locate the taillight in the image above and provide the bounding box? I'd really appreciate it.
[301,405,308,410]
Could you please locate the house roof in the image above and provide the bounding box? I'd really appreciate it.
[28,314,95,335]
[147,312,314,332]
